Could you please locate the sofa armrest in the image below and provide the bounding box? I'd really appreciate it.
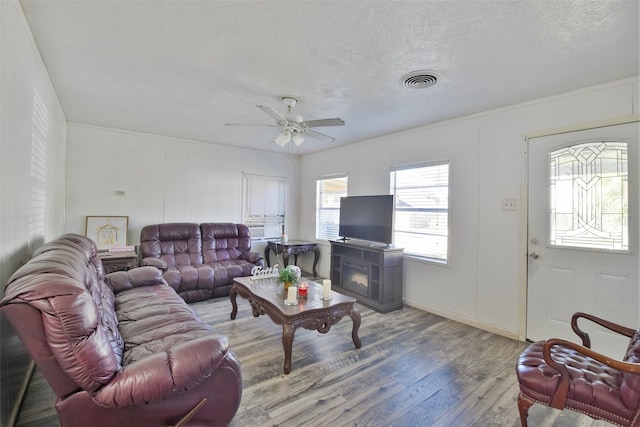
[141,257,168,270]
[92,335,232,407]
[241,251,263,264]
[106,267,167,293]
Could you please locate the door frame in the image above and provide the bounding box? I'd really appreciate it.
[518,114,640,341]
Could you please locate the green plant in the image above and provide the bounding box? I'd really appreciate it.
[278,267,299,283]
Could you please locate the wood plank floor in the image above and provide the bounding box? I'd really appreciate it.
[15,295,614,426]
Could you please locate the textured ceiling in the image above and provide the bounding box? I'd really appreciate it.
[19,0,640,154]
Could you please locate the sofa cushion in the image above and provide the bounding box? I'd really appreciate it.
[113,283,215,364]
[161,264,215,302]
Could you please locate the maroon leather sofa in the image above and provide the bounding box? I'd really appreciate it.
[140,223,264,302]
[0,234,242,427]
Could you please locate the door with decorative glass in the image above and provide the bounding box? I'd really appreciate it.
[527,122,639,357]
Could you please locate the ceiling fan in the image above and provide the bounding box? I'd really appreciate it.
[225,96,345,147]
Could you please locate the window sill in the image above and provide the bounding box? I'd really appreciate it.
[403,253,449,267]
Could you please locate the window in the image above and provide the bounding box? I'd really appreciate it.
[549,140,629,251]
[390,161,450,261]
[242,173,286,240]
[316,175,348,240]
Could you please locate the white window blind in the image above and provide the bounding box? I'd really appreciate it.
[30,88,47,251]
[243,173,286,239]
[316,175,348,240]
[390,161,450,261]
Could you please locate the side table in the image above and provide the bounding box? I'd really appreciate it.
[264,240,319,277]
[97,251,139,274]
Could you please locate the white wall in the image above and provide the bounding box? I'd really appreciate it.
[65,124,299,251]
[0,0,67,283]
[0,1,67,424]
[299,77,639,339]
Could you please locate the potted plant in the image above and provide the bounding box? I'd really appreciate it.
[278,266,299,290]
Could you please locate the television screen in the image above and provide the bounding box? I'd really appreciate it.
[338,195,394,245]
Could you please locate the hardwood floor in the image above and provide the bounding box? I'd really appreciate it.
[15,296,614,426]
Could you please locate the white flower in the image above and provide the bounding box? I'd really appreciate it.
[287,265,301,278]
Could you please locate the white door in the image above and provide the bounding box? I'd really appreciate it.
[527,122,639,358]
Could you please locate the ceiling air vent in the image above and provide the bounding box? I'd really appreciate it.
[401,70,439,89]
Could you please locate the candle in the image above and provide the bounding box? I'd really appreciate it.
[298,280,308,298]
[287,286,297,304]
[322,279,332,299]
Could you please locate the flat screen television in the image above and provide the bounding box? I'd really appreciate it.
[338,195,394,245]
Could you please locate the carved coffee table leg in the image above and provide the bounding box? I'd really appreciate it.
[282,322,296,374]
[312,246,320,277]
[230,286,238,320]
[350,305,362,348]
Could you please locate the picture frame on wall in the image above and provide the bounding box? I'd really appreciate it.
[85,216,128,251]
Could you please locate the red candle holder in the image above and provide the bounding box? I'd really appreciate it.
[298,280,309,298]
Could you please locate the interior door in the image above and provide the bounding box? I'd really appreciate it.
[527,122,639,358]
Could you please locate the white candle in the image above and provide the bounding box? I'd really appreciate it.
[322,279,332,299]
[287,286,297,304]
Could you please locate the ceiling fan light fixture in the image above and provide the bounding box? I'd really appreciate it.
[292,132,304,146]
[279,96,298,110]
[274,129,291,146]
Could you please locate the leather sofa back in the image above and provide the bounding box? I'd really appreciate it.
[1,234,123,396]
[201,223,252,263]
[140,223,203,268]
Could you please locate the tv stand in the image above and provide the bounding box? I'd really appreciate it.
[330,240,403,313]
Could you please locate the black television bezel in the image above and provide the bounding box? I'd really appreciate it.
[338,194,394,245]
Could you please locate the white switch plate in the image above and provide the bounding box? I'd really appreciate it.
[501,198,517,211]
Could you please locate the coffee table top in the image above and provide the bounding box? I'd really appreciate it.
[232,276,355,314]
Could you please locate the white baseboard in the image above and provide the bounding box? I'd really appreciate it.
[403,299,520,341]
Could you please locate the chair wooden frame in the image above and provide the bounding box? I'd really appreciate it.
[518,312,640,427]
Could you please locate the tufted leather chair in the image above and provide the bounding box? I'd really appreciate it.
[516,312,640,426]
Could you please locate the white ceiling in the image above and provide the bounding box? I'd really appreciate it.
[20,0,640,155]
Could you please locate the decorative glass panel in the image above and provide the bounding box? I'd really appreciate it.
[549,140,628,251]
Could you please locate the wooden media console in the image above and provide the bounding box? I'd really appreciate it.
[330,240,403,313]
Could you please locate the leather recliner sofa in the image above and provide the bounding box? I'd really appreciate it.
[140,223,264,302]
[0,234,242,427]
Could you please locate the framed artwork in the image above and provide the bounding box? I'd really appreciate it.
[85,216,128,251]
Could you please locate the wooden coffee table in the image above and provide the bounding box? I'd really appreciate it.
[230,276,361,374]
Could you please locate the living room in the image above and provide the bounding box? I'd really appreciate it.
[1,1,639,426]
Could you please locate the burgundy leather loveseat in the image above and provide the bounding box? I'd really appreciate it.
[140,223,264,302]
[1,234,242,427]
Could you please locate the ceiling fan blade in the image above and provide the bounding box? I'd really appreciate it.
[256,105,288,124]
[224,123,278,127]
[303,118,345,128]
[304,129,336,143]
